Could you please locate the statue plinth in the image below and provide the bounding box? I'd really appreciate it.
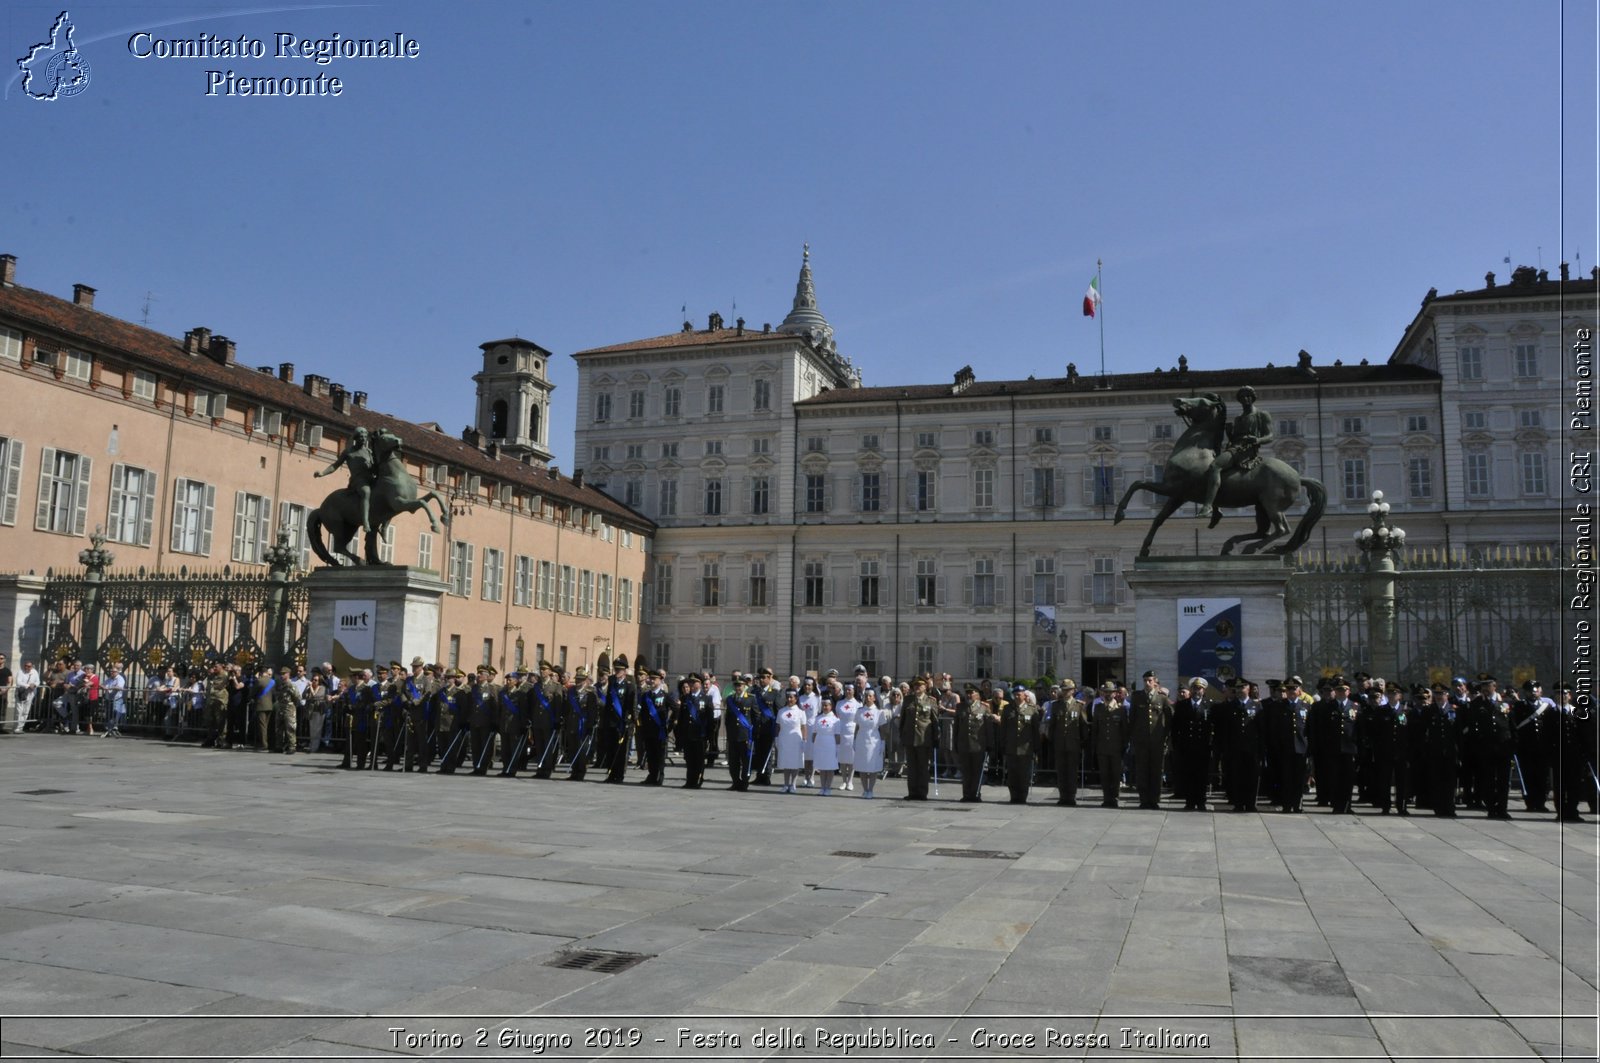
[305,567,446,674]
[1124,556,1291,686]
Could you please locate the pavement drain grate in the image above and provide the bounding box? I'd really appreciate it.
[831,850,877,859]
[16,789,72,796]
[927,847,1020,860]
[544,949,652,975]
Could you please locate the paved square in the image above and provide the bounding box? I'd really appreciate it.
[0,736,1595,1061]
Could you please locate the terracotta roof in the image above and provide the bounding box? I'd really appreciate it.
[0,281,654,533]
[1389,271,1598,364]
[795,361,1438,406]
[573,326,796,356]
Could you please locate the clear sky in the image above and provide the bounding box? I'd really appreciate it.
[5,1,1595,470]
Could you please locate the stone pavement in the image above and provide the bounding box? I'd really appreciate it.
[0,735,1595,1062]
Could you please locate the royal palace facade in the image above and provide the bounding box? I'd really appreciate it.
[574,253,1587,687]
[0,254,654,676]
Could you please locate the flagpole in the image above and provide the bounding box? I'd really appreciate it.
[1097,258,1105,380]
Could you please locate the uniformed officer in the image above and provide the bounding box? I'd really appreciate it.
[341,669,375,770]
[951,685,995,803]
[1217,678,1265,812]
[564,667,599,780]
[527,661,562,778]
[674,676,710,788]
[1129,670,1171,810]
[1545,683,1590,821]
[750,667,781,786]
[1045,681,1087,807]
[1171,678,1215,811]
[1091,681,1129,807]
[899,676,939,800]
[273,666,302,755]
[1265,676,1309,813]
[599,655,636,783]
[999,686,1044,804]
[1473,677,1515,819]
[637,668,673,785]
[1512,680,1553,812]
[723,674,756,791]
[402,658,438,773]
[1361,680,1404,814]
[436,669,473,773]
[201,661,229,749]
[495,670,530,776]
[378,662,409,770]
[1421,680,1461,816]
[250,665,276,752]
[466,666,499,775]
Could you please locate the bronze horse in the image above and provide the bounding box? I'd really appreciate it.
[1113,393,1326,557]
[307,430,450,566]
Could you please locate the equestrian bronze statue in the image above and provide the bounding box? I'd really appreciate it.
[307,427,450,566]
[1113,388,1325,557]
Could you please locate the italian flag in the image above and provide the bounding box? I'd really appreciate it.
[1082,276,1102,318]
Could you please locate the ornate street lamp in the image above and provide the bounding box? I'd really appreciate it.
[1354,491,1405,679]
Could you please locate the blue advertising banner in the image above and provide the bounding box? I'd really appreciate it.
[1176,598,1243,687]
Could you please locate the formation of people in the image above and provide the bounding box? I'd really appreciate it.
[5,652,1594,822]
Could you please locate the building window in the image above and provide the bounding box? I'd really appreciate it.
[1407,457,1433,500]
[625,443,645,460]
[131,370,157,401]
[170,478,215,555]
[1342,457,1368,501]
[802,641,821,675]
[704,440,722,456]
[1459,345,1484,381]
[418,531,435,573]
[752,437,771,456]
[652,641,670,675]
[598,572,613,618]
[1092,557,1116,606]
[973,429,994,448]
[35,447,92,536]
[974,644,995,680]
[489,399,508,438]
[592,445,611,463]
[618,578,634,622]
[1033,642,1056,678]
[701,560,721,607]
[275,502,311,570]
[973,467,995,510]
[0,327,21,363]
[860,471,881,512]
[913,470,936,511]
[448,635,461,671]
[63,350,92,381]
[1151,423,1174,441]
[448,541,474,596]
[1340,416,1365,435]
[1090,466,1115,507]
[707,383,724,414]
[1519,409,1542,429]
[700,642,717,674]
[1465,453,1491,498]
[559,565,576,613]
[1028,467,1057,508]
[1463,410,1488,431]
[858,643,879,678]
[803,560,824,607]
[748,642,766,674]
[1033,556,1057,605]
[805,473,826,513]
[1406,414,1429,433]
[861,433,879,451]
[660,442,678,459]
[514,554,534,606]
[624,479,642,508]
[750,475,770,515]
[704,477,723,516]
[805,436,826,453]
[749,559,768,607]
[376,525,395,564]
[753,379,771,410]
[579,569,595,615]
[481,547,504,602]
[1037,427,1057,444]
[915,643,936,678]
[859,558,880,607]
[654,562,673,608]
[1514,343,1539,378]
[916,431,936,449]
[663,386,682,418]
[915,557,937,606]
[107,463,156,547]
[659,477,678,517]
[972,556,996,607]
[1091,426,1112,443]
[231,491,272,563]
[628,390,645,419]
[1521,451,1547,494]
[514,639,526,672]
[594,392,612,422]
[1277,418,1301,438]
[482,638,494,668]
[536,560,555,610]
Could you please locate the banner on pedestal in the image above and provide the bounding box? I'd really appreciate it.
[332,598,376,674]
[1176,597,1242,687]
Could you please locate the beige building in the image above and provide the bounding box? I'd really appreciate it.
[0,254,653,674]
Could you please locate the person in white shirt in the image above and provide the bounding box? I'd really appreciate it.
[14,660,40,731]
[834,684,861,790]
[101,664,128,737]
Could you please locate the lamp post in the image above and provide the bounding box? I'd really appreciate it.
[1354,491,1406,679]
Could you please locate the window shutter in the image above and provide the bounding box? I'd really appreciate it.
[266,411,284,437]
[35,446,57,530]
[306,424,324,449]
[823,476,834,513]
[171,480,186,551]
[1022,472,1036,508]
[138,470,156,545]
[1080,570,1093,605]
[996,572,1006,606]
[962,574,973,605]
[0,439,23,526]
[209,392,228,419]
[200,484,216,556]
[695,574,705,607]
[108,464,126,538]
[906,472,918,507]
[1055,572,1067,603]
[1082,466,1095,505]
[966,644,976,678]
[232,492,249,561]
[851,472,861,511]
[1115,571,1127,605]
[1053,469,1066,509]
[71,456,92,536]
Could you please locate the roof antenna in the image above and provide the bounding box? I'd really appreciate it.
[140,290,157,325]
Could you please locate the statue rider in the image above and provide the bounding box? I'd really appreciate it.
[1198,385,1274,519]
[314,427,376,533]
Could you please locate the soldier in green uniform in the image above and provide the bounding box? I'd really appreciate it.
[900,676,939,800]
[1046,681,1088,806]
[952,685,998,803]
[250,665,276,752]
[402,657,438,773]
[200,661,229,748]
[528,660,562,778]
[999,686,1044,804]
[467,666,499,775]
[272,666,302,755]
[1129,670,1172,809]
[1092,681,1130,807]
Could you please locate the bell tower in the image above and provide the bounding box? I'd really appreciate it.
[473,338,554,466]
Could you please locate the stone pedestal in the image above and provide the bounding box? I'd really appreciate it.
[305,567,446,674]
[1124,556,1292,685]
[0,574,47,734]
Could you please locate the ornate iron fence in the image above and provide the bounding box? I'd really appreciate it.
[1288,546,1563,687]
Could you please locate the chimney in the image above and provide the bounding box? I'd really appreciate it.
[572,469,585,488]
[763,323,771,333]
[206,334,236,366]
[1485,271,1496,289]
[735,317,745,335]
[186,327,211,355]
[352,390,367,408]
[1560,261,1570,282]
[330,383,348,413]
[302,373,330,398]
[0,254,15,287]
[486,442,500,460]
[547,466,559,479]
[72,284,96,309]
[278,362,295,383]
[462,427,482,447]
[257,365,275,375]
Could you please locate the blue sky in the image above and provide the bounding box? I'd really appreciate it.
[5,1,1595,469]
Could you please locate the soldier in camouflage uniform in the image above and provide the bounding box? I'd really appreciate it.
[273,666,302,754]
[202,661,230,749]
[900,677,939,800]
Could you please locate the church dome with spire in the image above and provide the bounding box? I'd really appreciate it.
[776,244,858,386]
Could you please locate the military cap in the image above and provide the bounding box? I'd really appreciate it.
[479,664,497,676]
[1522,679,1540,690]
[1267,678,1283,689]
[451,668,466,678]
[1453,676,1468,685]
[1142,669,1158,679]
[612,654,629,671]
[1331,675,1349,687]
[651,667,666,678]
[1287,675,1304,687]
[1411,683,1428,696]
[1190,677,1209,689]
[1060,679,1077,690]
[409,656,425,668]
[1230,676,1247,688]
[1099,680,1117,693]
[573,666,588,680]
[854,664,869,674]
[760,667,774,676]
[389,660,404,670]
[825,668,839,678]
[1431,680,1449,692]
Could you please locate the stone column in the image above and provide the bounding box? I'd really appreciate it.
[305,567,447,674]
[0,574,48,733]
[1123,556,1292,684]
